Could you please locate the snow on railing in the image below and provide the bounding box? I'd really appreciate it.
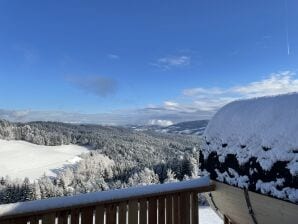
[0,176,214,224]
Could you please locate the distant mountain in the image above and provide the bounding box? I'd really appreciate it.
[127,120,209,135]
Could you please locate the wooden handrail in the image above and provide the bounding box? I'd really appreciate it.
[0,177,215,224]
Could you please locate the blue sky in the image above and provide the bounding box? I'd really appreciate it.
[0,0,298,125]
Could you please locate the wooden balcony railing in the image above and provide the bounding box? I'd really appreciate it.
[0,177,215,224]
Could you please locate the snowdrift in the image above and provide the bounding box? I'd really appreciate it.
[200,93,298,203]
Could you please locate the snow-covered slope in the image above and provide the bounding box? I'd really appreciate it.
[201,93,298,203]
[0,140,89,180]
[128,120,208,135]
[160,120,208,135]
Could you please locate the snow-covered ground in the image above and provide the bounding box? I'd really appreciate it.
[0,139,89,180]
[200,206,222,224]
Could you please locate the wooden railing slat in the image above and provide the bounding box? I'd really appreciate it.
[118,202,127,224]
[29,216,39,224]
[0,191,205,224]
[148,198,157,224]
[42,213,56,224]
[70,209,80,224]
[191,193,198,224]
[95,205,105,224]
[158,197,165,224]
[57,211,68,224]
[166,195,172,224]
[106,204,117,224]
[0,180,215,224]
[173,194,180,224]
[5,217,28,224]
[128,200,138,224]
[81,207,94,224]
[180,192,190,224]
[139,199,147,224]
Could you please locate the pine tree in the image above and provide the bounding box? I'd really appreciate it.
[164,169,178,183]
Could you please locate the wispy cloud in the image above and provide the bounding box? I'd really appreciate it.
[231,71,298,97]
[183,87,224,96]
[107,54,120,60]
[152,55,191,70]
[2,71,298,125]
[66,75,118,97]
[178,70,298,112]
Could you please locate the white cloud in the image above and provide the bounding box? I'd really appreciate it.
[183,87,224,96]
[148,119,173,126]
[193,97,235,111]
[178,71,298,113]
[164,101,180,110]
[152,55,191,70]
[232,71,298,97]
[2,71,297,125]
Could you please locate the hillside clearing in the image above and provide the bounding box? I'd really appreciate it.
[0,140,89,180]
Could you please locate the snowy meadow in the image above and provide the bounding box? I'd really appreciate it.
[0,139,89,180]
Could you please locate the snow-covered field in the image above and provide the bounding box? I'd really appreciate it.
[200,206,222,224]
[0,139,89,180]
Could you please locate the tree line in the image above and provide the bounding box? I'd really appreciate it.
[0,120,203,204]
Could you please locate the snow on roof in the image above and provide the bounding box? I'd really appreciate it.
[0,176,210,218]
[203,93,298,174]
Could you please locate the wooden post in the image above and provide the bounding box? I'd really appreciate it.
[106,204,117,224]
[42,213,56,224]
[158,197,165,224]
[180,192,190,224]
[81,207,93,224]
[139,199,147,224]
[166,195,173,224]
[95,205,105,224]
[191,193,199,224]
[128,200,138,224]
[149,198,157,224]
[118,202,127,224]
[70,208,80,224]
[173,194,180,224]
